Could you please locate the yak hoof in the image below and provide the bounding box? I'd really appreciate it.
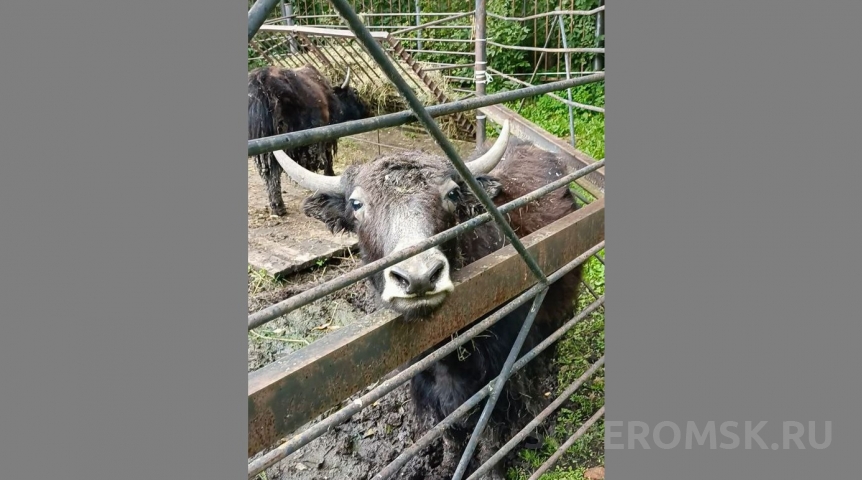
[269,205,287,217]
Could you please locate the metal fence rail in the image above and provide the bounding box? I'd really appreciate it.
[275,0,606,77]
[247,73,604,156]
[249,7,606,150]
[247,0,606,478]
[249,22,479,136]
[248,197,605,455]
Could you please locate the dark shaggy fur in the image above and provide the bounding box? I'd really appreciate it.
[248,64,371,216]
[301,140,583,478]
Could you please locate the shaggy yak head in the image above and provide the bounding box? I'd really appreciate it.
[331,68,372,123]
[274,121,512,320]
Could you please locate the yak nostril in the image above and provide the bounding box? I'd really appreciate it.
[389,268,411,289]
[428,261,445,284]
[389,261,446,296]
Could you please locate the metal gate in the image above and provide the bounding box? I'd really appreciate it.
[248,1,606,478]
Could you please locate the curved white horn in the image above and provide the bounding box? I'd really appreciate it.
[340,67,351,89]
[466,119,511,175]
[272,150,342,194]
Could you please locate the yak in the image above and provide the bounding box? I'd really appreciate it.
[248,64,372,216]
[273,121,583,478]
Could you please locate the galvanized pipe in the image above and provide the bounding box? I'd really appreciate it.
[248,0,283,42]
[371,293,606,480]
[474,0,488,146]
[248,158,605,330]
[392,10,475,35]
[247,71,604,156]
[393,37,476,44]
[313,0,551,286]
[487,7,605,22]
[247,246,605,478]
[403,48,475,56]
[490,68,606,114]
[526,406,605,480]
[595,0,605,71]
[294,24,475,30]
[486,41,605,54]
[283,0,298,54]
[299,11,469,19]
[557,10,577,147]
[451,288,549,480]
[414,0,422,50]
[467,356,606,479]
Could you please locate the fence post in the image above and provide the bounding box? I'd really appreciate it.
[283,0,299,53]
[414,0,422,51]
[248,0,283,42]
[556,9,577,148]
[474,0,487,146]
[595,0,604,71]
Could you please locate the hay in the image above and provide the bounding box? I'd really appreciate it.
[320,58,467,140]
[250,33,474,140]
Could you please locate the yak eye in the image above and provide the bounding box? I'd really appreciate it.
[349,199,363,211]
[446,187,460,202]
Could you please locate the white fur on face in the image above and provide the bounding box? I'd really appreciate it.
[379,205,455,304]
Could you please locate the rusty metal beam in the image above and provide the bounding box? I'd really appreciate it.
[479,104,605,195]
[247,198,604,456]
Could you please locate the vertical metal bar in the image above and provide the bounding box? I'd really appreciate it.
[544,9,550,72]
[450,287,549,480]
[595,0,605,71]
[327,0,550,285]
[284,0,299,53]
[414,0,422,51]
[557,9,577,148]
[474,0,488,146]
[531,1,537,67]
[249,0,283,42]
[466,356,606,480]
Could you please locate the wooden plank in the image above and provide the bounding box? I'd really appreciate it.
[248,236,357,278]
[248,198,604,456]
[247,156,359,278]
[479,104,605,195]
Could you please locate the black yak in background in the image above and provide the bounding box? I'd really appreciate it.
[248,64,371,216]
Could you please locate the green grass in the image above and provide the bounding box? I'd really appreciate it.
[486,82,605,161]
[503,83,605,480]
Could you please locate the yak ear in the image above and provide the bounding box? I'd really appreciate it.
[456,174,503,217]
[473,174,503,199]
[302,192,356,234]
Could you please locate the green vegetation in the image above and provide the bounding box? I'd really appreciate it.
[248,0,604,79]
[508,251,605,480]
[501,83,605,480]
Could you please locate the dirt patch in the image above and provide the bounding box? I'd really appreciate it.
[247,125,477,277]
[584,466,605,480]
[247,254,377,371]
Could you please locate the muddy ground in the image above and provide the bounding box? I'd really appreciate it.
[251,367,567,480]
[247,127,581,480]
